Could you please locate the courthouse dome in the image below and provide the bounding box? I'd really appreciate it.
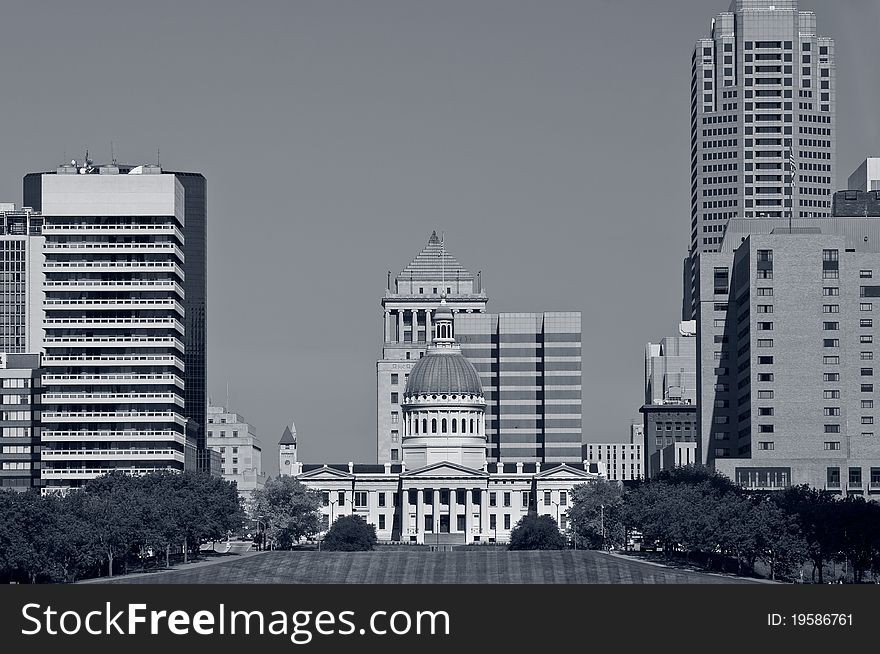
[405,349,483,397]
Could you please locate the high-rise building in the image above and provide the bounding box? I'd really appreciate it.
[457,312,582,463]
[697,219,880,492]
[0,205,44,352]
[0,353,42,491]
[24,162,209,473]
[377,232,487,464]
[377,232,582,465]
[582,436,644,483]
[206,404,265,507]
[847,158,880,192]
[22,160,191,490]
[641,322,699,476]
[686,0,836,317]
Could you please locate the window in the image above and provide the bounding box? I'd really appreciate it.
[378,492,386,507]
[861,303,873,311]
[861,352,874,361]
[757,249,773,263]
[503,492,511,507]
[824,356,839,365]
[758,356,774,364]
[759,425,774,433]
[544,491,551,506]
[757,339,774,347]
[338,492,345,506]
[862,384,874,393]
[391,430,399,442]
[862,368,875,377]
[863,400,874,409]
[757,288,773,296]
[391,448,399,461]
[849,468,862,487]
[823,322,839,330]
[758,407,774,416]
[824,373,840,382]
[823,390,840,399]
[758,442,774,450]
[827,467,841,486]
[391,393,399,404]
[391,411,399,424]
[489,492,497,507]
[823,339,839,348]
[379,514,386,530]
[354,492,368,508]
[824,442,841,451]
[391,374,398,385]
[823,305,839,313]
[504,514,511,530]
[322,492,330,507]
[758,373,774,382]
[824,407,840,416]
[757,390,774,399]
[490,515,496,530]
[823,287,839,296]
[862,335,874,344]
[862,417,875,425]
[860,270,873,279]
[560,491,567,506]
[522,491,530,507]
[861,319,873,327]
[824,425,841,434]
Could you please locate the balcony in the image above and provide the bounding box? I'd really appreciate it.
[44,317,184,333]
[43,336,185,351]
[44,261,185,279]
[42,392,185,407]
[40,465,183,480]
[43,241,184,261]
[42,355,184,369]
[40,411,187,425]
[41,373,184,387]
[44,298,184,315]
[43,280,185,297]
[42,223,184,242]
[40,430,185,443]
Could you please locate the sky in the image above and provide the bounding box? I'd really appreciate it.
[0,0,878,477]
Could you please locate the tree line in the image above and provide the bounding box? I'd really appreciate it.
[0,470,243,583]
[567,466,880,582]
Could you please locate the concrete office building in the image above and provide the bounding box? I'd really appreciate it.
[847,158,880,193]
[641,322,699,477]
[832,189,880,218]
[0,205,44,353]
[24,162,209,473]
[24,160,192,490]
[685,0,836,317]
[377,232,582,464]
[0,354,42,490]
[298,306,602,545]
[697,217,880,492]
[206,404,265,508]
[582,438,644,483]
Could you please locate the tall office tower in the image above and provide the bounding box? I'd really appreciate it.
[24,161,190,490]
[685,0,836,317]
[24,162,209,475]
[697,217,880,491]
[377,232,488,463]
[640,322,699,477]
[457,312,583,463]
[0,354,42,491]
[206,404,265,508]
[847,158,880,193]
[0,205,44,352]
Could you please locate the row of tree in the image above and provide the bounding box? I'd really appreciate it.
[0,471,244,583]
[567,466,880,582]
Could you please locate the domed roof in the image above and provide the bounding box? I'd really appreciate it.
[405,349,483,396]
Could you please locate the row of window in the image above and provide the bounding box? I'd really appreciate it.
[320,489,569,509]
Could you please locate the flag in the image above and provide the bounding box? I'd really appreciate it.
[789,152,797,180]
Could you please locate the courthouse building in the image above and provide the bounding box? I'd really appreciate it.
[291,301,603,544]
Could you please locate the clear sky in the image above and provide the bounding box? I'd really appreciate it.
[0,0,878,476]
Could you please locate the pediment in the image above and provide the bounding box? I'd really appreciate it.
[297,465,355,480]
[535,464,597,479]
[401,461,489,479]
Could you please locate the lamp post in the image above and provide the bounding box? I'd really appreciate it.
[600,504,605,551]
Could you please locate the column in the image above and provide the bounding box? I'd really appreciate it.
[416,486,424,544]
[426,309,432,343]
[449,488,457,535]
[384,310,391,342]
[479,486,489,539]
[397,309,404,344]
[465,486,473,543]
[433,489,441,534]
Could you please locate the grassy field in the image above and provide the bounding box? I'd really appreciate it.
[97,549,760,584]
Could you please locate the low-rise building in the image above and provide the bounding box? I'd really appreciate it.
[207,404,265,507]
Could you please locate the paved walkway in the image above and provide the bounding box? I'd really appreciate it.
[78,548,266,584]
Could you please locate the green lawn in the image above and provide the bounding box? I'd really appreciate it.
[98,550,760,584]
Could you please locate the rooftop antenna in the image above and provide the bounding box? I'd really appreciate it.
[441,231,445,289]
[157,147,160,166]
[226,380,229,410]
[110,140,117,166]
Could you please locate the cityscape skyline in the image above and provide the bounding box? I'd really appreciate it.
[0,1,878,477]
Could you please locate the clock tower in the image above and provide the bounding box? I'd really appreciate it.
[278,422,297,476]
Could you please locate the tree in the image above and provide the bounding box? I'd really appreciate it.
[567,480,625,550]
[252,476,321,549]
[322,515,378,551]
[833,496,880,583]
[508,514,566,550]
[753,499,807,581]
[773,485,838,582]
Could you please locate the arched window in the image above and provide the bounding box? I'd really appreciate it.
[431,419,437,434]
[461,418,467,434]
[422,418,428,434]
[470,418,475,434]
[452,419,457,433]
[414,418,419,434]
[442,418,447,433]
